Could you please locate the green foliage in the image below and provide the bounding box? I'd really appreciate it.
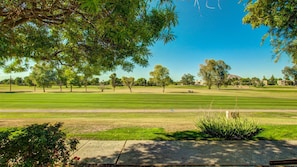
[122,77,135,93]
[197,115,262,140]
[180,73,195,85]
[1,0,178,74]
[29,63,57,92]
[282,65,297,84]
[0,123,78,166]
[109,73,117,92]
[199,59,231,89]
[243,0,297,63]
[150,64,171,92]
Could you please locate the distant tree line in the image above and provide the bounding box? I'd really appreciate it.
[1,61,296,92]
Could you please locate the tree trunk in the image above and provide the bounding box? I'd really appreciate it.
[85,83,87,92]
[208,84,212,89]
[43,86,45,92]
[162,85,165,93]
[59,81,62,92]
[9,75,12,92]
[70,85,72,92]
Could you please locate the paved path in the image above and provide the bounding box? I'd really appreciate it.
[71,140,297,166]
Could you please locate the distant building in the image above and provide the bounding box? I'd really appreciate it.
[227,74,241,80]
[277,80,285,86]
[263,80,268,86]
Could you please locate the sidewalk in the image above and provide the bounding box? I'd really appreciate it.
[71,140,297,166]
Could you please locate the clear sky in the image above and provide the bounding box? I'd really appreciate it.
[102,0,293,82]
[0,0,293,81]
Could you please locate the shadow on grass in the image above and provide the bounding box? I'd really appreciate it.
[155,130,275,141]
[0,91,32,93]
[155,130,209,140]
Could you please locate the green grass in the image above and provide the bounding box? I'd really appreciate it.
[1,112,296,140]
[68,127,167,140]
[1,85,297,140]
[1,91,297,109]
[66,125,297,140]
[256,125,297,140]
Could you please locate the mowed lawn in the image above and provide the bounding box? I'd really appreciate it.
[0,111,297,140]
[0,85,297,140]
[0,86,297,109]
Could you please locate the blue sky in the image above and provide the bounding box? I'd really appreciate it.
[0,0,293,81]
[102,0,293,81]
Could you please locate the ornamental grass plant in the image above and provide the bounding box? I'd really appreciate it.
[197,113,262,140]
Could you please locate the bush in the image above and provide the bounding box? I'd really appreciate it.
[0,123,79,166]
[197,116,262,140]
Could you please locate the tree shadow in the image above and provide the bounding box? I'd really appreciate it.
[154,130,209,141]
[0,91,32,93]
[74,139,297,166]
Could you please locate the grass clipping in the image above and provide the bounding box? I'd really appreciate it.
[197,113,262,140]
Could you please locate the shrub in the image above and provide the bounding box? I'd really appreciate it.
[197,116,262,140]
[0,122,79,166]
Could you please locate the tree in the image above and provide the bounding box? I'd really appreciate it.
[29,63,56,92]
[149,65,171,93]
[243,0,297,64]
[199,59,231,89]
[282,65,297,85]
[122,77,135,93]
[213,60,231,88]
[14,77,23,86]
[1,1,178,75]
[109,73,117,92]
[251,77,263,87]
[268,75,277,85]
[78,65,100,92]
[3,60,27,92]
[199,60,214,89]
[63,67,79,92]
[135,78,147,86]
[181,73,195,85]
[23,76,34,87]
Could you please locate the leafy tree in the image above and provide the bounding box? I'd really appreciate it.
[243,0,297,63]
[109,73,117,92]
[78,65,100,92]
[90,78,100,86]
[149,65,171,93]
[23,76,34,87]
[29,63,57,92]
[181,73,195,85]
[199,60,215,89]
[199,59,231,89]
[3,60,27,92]
[122,77,135,93]
[64,67,79,92]
[1,1,178,75]
[282,65,297,85]
[240,78,251,86]
[213,60,231,88]
[51,63,67,92]
[135,78,147,86]
[14,77,23,86]
[251,77,263,87]
[268,75,277,85]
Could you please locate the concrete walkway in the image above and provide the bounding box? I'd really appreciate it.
[71,140,297,166]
